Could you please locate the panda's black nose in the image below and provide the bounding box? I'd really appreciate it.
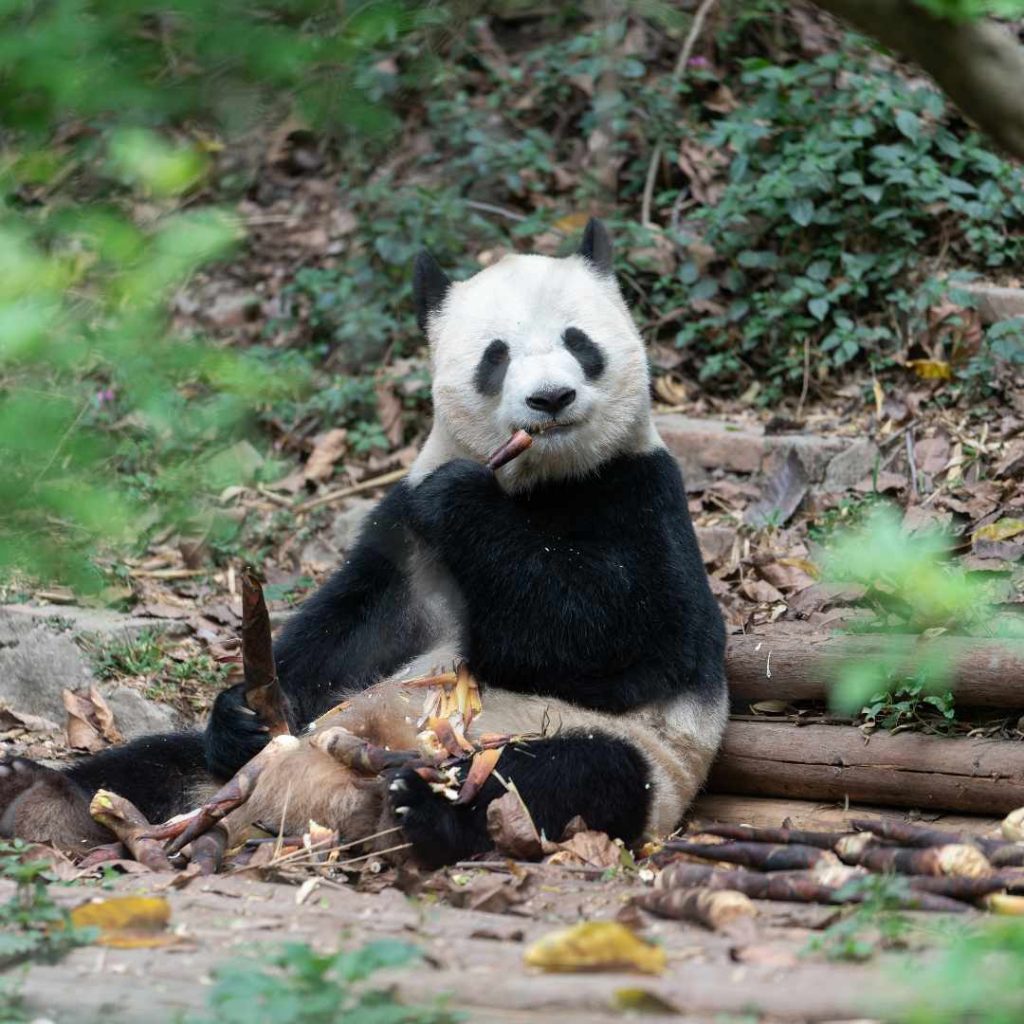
[526,387,576,415]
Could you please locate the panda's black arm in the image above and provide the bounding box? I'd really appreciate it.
[204,483,430,778]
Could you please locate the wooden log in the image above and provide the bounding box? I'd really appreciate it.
[707,722,1024,815]
[689,794,1001,836]
[726,632,1024,707]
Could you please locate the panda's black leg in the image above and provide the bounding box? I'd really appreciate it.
[388,733,653,868]
[204,683,275,780]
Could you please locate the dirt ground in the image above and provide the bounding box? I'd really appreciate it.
[9,864,920,1024]
[4,793,995,1024]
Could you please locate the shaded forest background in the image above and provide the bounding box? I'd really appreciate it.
[2,0,1023,592]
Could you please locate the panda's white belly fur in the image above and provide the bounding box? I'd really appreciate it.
[218,634,724,850]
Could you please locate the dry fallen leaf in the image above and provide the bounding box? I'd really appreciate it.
[524,921,666,975]
[0,704,59,734]
[486,789,551,860]
[547,830,622,870]
[69,896,179,949]
[974,518,1024,544]
[62,685,122,752]
[907,359,952,381]
[303,428,348,483]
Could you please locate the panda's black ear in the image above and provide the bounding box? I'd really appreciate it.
[412,250,452,333]
[577,217,613,276]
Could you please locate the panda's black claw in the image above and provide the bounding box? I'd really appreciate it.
[387,767,488,869]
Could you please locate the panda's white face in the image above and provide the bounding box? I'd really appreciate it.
[415,253,654,488]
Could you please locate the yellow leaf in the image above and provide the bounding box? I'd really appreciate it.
[524,921,666,975]
[907,359,952,381]
[552,212,592,234]
[987,893,1024,915]
[614,988,681,1014]
[69,896,178,949]
[777,556,818,576]
[974,518,1024,543]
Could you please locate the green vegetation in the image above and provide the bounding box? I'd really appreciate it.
[190,939,460,1024]
[0,841,95,968]
[807,875,913,962]
[4,2,1024,591]
[821,506,1003,716]
[898,919,1024,1023]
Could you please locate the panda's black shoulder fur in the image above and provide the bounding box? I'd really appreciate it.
[406,446,724,713]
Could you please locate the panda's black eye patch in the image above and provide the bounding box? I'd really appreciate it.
[474,339,509,396]
[563,327,605,380]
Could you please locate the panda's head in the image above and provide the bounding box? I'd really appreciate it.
[411,219,654,488]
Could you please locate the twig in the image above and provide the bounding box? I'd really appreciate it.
[295,468,408,514]
[640,0,718,228]
[906,428,919,498]
[127,567,209,580]
[465,200,527,223]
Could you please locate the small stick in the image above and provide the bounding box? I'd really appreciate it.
[310,726,428,774]
[699,823,851,850]
[165,734,300,855]
[190,825,228,875]
[486,429,533,471]
[89,791,174,871]
[240,569,290,737]
[663,840,837,871]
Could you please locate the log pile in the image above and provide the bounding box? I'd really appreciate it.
[708,721,1024,815]
[726,631,1024,707]
[637,815,1024,923]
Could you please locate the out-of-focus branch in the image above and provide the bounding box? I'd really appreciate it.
[815,0,1024,160]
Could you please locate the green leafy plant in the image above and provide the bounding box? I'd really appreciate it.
[897,918,1024,1023]
[666,45,1024,397]
[190,939,460,1024]
[0,841,96,968]
[821,506,994,715]
[806,874,913,962]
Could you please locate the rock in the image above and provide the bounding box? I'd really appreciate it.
[0,622,92,719]
[328,497,376,552]
[962,283,1024,325]
[657,415,765,475]
[823,440,880,492]
[1,604,189,641]
[0,607,185,735]
[102,686,182,739]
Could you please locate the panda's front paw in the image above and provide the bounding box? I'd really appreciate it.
[409,459,497,537]
[204,683,273,780]
[388,768,478,870]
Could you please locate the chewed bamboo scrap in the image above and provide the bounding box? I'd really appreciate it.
[486,429,533,471]
[311,726,426,773]
[164,734,300,856]
[89,790,173,871]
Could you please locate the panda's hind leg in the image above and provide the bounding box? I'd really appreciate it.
[388,732,654,869]
[0,757,110,853]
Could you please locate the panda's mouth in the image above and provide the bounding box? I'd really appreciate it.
[524,420,578,438]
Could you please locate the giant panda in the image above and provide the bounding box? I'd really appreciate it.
[0,219,727,868]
